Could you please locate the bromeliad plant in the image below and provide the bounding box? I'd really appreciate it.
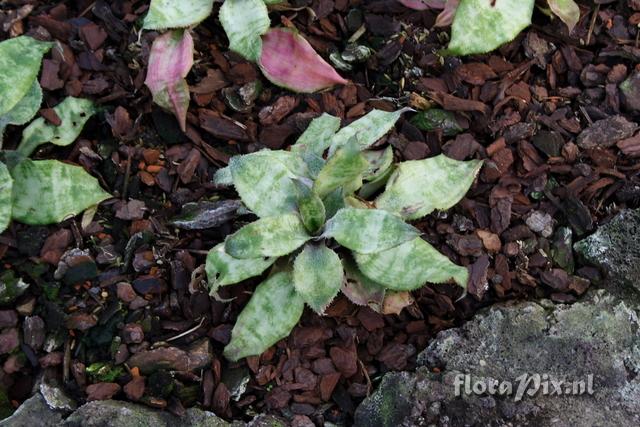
[141,0,347,130]
[206,109,482,361]
[0,36,109,234]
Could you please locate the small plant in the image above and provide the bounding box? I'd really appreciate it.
[206,109,482,361]
[142,0,347,130]
[0,36,109,234]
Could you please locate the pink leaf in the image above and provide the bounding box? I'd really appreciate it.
[434,0,460,27]
[145,30,194,131]
[259,28,348,93]
[397,0,446,10]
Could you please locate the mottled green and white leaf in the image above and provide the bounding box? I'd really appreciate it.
[18,97,96,157]
[323,208,419,254]
[213,166,232,186]
[328,109,406,155]
[362,146,394,181]
[314,141,368,198]
[548,0,580,33]
[293,244,343,314]
[445,0,534,56]
[225,214,311,259]
[294,180,325,234]
[291,113,341,156]
[0,162,12,233]
[224,271,305,361]
[376,154,482,220]
[342,257,386,312]
[11,159,111,225]
[229,150,309,218]
[0,80,42,129]
[359,164,395,199]
[143,0,215,30]
[0,36,51,116]
[219,0,270,62]
[355,237,469,290]
[206,243,276,294]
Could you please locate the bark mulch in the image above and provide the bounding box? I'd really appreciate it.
[1,0,640,425]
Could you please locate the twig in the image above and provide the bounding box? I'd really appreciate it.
[586,4,600,46]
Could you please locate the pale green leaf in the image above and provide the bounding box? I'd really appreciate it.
[219,0,270,62]
[362,146,394,181]
[445,0,534,56]
[548,0,580,33]
[18,97,96,157]
[11,159,110,225]
[206,243,276,294]
[294,180,325,234]
[359,164,395,199]
[314,141,368,198]
[225,214,310,259]
[229,150,309,218]
[224,271,304,361]
[293,244,343,313]
[342,257,386,312]
[213,166,232,186]
[0,36,52,116]
[323,207,419,254]
[291,113,341,156]
[328,109,406,155]
[143,0,215,30]
[322,188,346,220]
[355,237,469,290]
[376,154,482,221]
[0,80,42,129]
[0,162,12,233]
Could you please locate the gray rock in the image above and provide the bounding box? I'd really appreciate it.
[574,208,640,295]
[64,400,234,427]
[354,290,640,427]
[1,393,285,426]
[0,393,64,427]
[576,116,637,149]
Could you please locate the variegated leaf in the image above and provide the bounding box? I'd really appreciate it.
[229,150,309,218]
[0,162,12,233]
[445,0,534,56]
[259,28,348,93]
[143,0,214,30]
[219,0,270,62]
[0,36,51,117]
[145,30,193,132]
[294,180,325,234]
[355,237,469,290]
[293,244,343,314]
[323,208,419,254]
[0,80,42,130]
[359,164,395,200]
[342,257,386,312]
[225,214,311,259]
[548,0,580,33]
[376,154,482,221]
[313,141,368,198]
[18,97,96,157]
[212,166,232,186]
[291,113,341,156]
[11,159,111,225]
[224,271,305,361]
[322,188,346,220]
[206,243,276,294]
[328,109,406,155]
[362,146,394,181]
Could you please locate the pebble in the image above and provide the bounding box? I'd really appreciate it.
[66,313,98,331]
[123,376,145,401]
[122,323,144,344]
[23,316,46,350]
[86,382,121,401]
[116,282,137,303]
[525,211,554,238]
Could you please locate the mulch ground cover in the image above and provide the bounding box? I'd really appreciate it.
[1,0,640,425]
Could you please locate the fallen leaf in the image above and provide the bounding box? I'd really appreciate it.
[382,291,414,315]
[145,30,193,131]
[548,0,580,33]
[259,28,348,93]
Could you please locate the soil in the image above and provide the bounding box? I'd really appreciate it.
[1,0,640,425]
